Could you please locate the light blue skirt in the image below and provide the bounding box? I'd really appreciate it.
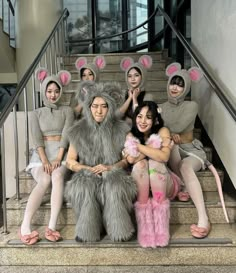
[26,140,67,172]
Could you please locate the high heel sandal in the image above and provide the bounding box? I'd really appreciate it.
[190,223,211,239]
[45,227,62,242]
[18,228,40,245]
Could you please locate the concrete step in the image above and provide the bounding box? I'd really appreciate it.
[2,265,236,273]
[1,223,236,266]
[70,69,166,81]
[64,61,167,72]
[6,194,234,226]
[63,50,168,65]
[18,167,222,194]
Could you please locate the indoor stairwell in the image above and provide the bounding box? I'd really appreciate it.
[1,51,236,270]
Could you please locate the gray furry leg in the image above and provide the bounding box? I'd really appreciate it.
[65,171,103,242]
[102,170,137,242]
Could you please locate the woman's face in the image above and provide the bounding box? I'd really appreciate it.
[81,68,94,81]
[127,68,142,89]
[168,83,184,98]
[90,97,108,123]
[45,82,60,103]
[136,106,153,134]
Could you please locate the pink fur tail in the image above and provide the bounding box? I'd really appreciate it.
[152,198,170,247]
[207,163,229,223]
[134,200,156,248]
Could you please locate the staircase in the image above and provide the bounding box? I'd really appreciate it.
[1,51,236,271]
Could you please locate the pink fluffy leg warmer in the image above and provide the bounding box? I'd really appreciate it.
[152,198,170,247]
[134,199,156,248]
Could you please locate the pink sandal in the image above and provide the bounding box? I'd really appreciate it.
[177,191,190,202]
[45,227,62,242]
[190,223,211,239]
[18,229,40,245]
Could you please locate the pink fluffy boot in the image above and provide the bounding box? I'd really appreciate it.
[134,199,156,248]
[152,198,170,247]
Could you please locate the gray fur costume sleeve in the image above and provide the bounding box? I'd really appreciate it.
[65,81,137,242]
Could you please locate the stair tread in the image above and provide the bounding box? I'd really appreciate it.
[2,223,235,247]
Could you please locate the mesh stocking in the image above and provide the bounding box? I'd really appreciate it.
[21,166,51,235]
[169,148,209,228]
[48,165,67,230]
[149,159,173,202]
[131,159,150,203]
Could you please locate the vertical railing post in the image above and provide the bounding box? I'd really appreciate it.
[13,105,20,200]
[23,87,29,166]
[1,125,8,234]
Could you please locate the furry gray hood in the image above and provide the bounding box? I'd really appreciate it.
[120,55,152,90]
[35,68,71,109]
[76,81,126,123]
[165,62,203,105]
[75,55,106,82]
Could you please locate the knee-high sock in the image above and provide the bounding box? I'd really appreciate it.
[48,165,67,231]
[149,159,174,201]
[131,159,149,203]
[180,157,208,228]
[21,166,51,235]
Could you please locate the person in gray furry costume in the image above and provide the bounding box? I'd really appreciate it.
[65,80,137,242]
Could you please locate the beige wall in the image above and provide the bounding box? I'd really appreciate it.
[15,0,63,109]
[0,21,16,83]
[191,0,236,187]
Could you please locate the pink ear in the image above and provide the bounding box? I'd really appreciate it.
[75,57,87,70]
[57,70,71,86]
[138,55,152,69]
[35,67,49,82]
[188,67,203,82]
[120,57,134,71]
[166,63,181,76]
[94,55,106,69]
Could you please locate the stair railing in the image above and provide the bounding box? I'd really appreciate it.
[0,8,69,234]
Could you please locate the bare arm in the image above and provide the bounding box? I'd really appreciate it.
[66,144,128,174]
[119,89,133,115]
[37,146,51,174]
[66,144,92,172]
[137,127,172,162]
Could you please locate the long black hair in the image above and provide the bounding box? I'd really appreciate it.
[131,101,164,144]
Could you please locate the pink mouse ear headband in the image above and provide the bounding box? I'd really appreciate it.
[166,62,203,82]
[35,67,71,86]
[120,55,152,71]
[75,55,106,71]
